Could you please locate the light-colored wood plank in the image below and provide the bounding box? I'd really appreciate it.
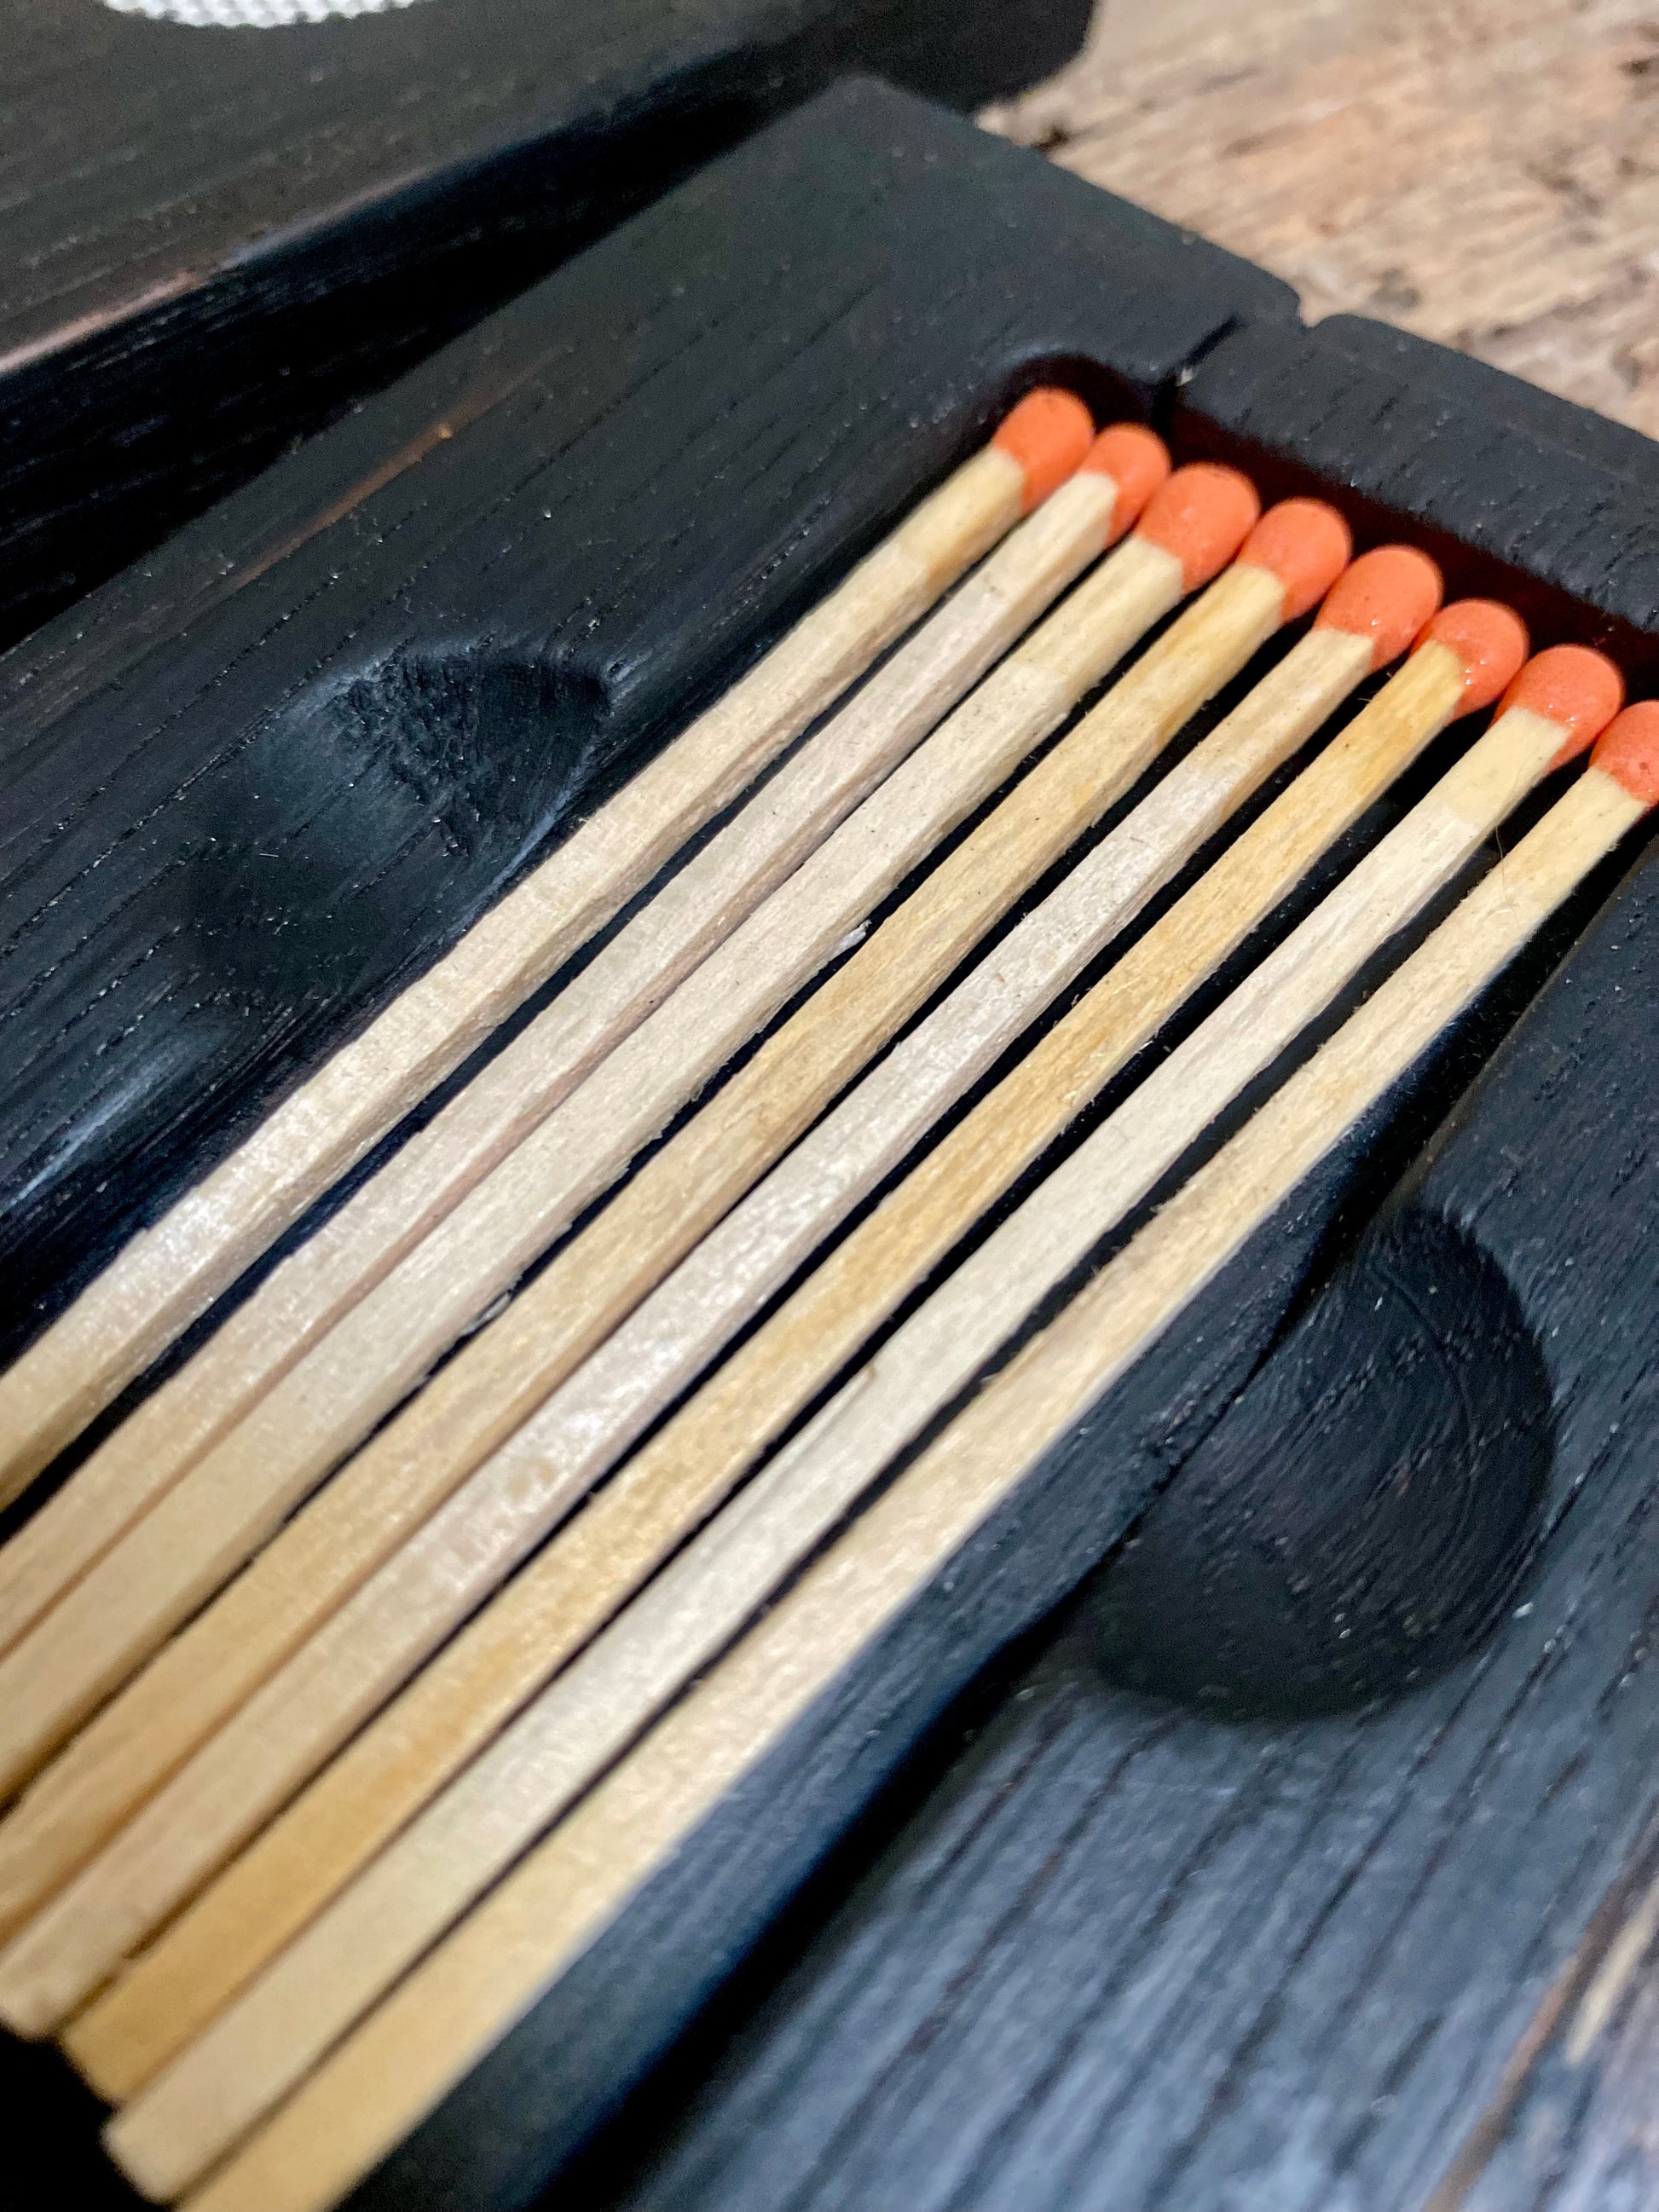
[67,541,1431,2105]
[0,429,1043,1511]
[0,486,1230,1931]
[171,734,1659,2212]
[0,420,1121,1664]
[989,0,1659,436]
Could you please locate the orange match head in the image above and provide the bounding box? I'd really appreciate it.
[1236,499,1352,621]
[992,389,1096,511]
[1498,645,1625,768]
[1593,702,1659,806]
[1135,462,1262,591]
[1314,545,1443,668]
[1418,600,1529,714]
[1081,423,1171,542]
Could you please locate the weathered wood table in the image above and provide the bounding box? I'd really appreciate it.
[991,0,1659,436]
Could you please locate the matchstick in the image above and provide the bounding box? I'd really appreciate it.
[0,405,1145,1660]
[66,530,1436,2103]
[0,462,1257,1905]
[147,703,1659,2212]
[71,610,1583,2165]
[0,389,1096,1514]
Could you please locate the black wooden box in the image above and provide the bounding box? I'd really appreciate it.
[5,74,1659,2212]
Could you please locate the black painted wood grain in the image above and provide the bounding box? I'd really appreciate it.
[367,308,1659,2211]
[361,1075,1444,2212]
[0,77,1292,1362]
[549,841,1659,2212]
[0,0,1091,650]
[1447,1810,1659,2210]
[11,72,1659,2212]
[1174,315,1659,684]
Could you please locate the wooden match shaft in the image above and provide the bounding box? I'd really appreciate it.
[0,489,1269,2002]
[66,524,1404,2105]
[0,407,1129,1660]
[0,461,1193,1807]
[0,398,1082,1516]
[80,619,1570,2171]
[10,531,1359,2042]
[159,726,1659,2212]
[0,471,1248,1926]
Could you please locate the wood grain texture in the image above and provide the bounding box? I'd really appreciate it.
[990,0,1659,436]
[433,301,1659,2212]
[1442,1818,1659,2209]
[0,527,1209,2012]
[0,0,1092,648]
[0,74,1287,1368]
[569,831,1659,2212]
[11,66,1659,2212]
[166,761,1650,2212]
[61,618,1380,2113]
[323,195,1659,2212]
[77,684,1605,2190]
[0,436,1039,1524]
[92,670,1595,2203]
[0,523,1185,1951]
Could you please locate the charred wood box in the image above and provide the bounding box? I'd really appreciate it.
[4,73,1659,2212]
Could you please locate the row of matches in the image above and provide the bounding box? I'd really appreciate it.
[0,390,1655,2212]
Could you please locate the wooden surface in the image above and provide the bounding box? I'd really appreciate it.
[0,437,1036,1528]
[470,196,1659,2212]
[0,84,1301,2209]
[990,0,1659,436]
[9,61,1659,2212]
[0,77,1286,1374]
[61,593,1379,2117]
[0,491,1185,2004]
[149,728,1652,2212]
[535,775,1659,2212]
[58,542,1322,2129]
[0,0,1092,651]
[99,619,1593,2202]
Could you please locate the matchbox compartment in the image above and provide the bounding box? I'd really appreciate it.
[6,75,1659,2212]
